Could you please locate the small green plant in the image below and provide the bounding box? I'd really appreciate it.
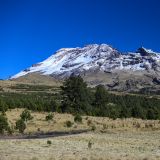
[74,114,82,123]
[16,119,26,133]
[47,140,52,145]
[65,120,73,128]
[20,109,33,122]
[45,113,54,121]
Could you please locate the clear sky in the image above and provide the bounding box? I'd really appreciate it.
[1,0,160,79]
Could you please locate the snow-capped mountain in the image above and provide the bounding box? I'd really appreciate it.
[11,44,160,79]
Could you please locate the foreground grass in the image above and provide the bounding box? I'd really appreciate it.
[0,131,160,160]
[0,109,160,160]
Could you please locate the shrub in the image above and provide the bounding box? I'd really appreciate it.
[0,99,8,112]
[0,114,9,134]
[16,119,26,133]
[7,125,14,135]
[88,140,93,149]
[20,109,33,122]
[74,114,82,123]
[146,109,158,120]
[85,117,88,120]
[103,124,107,130]
[45,113,54,121]
[91,125,96,131]
[47,140,52,145]
[87,119,92,126]
[65,121,73,128]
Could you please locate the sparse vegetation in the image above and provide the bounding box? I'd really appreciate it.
[74,114,82,123]
[0,109,159,159]
[45,113,54,121]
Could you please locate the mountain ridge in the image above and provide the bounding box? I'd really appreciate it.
[11,44,160,79]
[11,44,160,92]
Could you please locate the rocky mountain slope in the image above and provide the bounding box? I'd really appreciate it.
[11,44,160,92]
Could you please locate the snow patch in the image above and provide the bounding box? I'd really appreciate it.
[11,44,160,79]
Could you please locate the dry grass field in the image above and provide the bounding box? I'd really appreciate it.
[0,73,61,93]
[0,109,160,160]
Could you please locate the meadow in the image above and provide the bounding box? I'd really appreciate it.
[0,109,160,160]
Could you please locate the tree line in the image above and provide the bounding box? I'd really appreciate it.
[0,75,160,120]
[0,92,60,112]
[60,76,160,120]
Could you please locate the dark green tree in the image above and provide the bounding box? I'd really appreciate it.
[0,99,8,113]
[20,109,33,122]
[74,114,82,123]
[61,75,92,114]
[106,103,120,119]
[93,85,109,116]
[15,119,26,133]
[146,108,159,120]
[0,114,9,134]
[131,103,145,119]
[94,85,108,107]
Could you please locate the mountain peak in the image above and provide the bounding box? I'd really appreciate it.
[11,44,160,79]
[136,47,158,56]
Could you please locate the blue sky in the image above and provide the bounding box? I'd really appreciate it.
[0,0,160,79]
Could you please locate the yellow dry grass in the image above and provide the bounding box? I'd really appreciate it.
[6,109,160,134]
[0,109,160,160]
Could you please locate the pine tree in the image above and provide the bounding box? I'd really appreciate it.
[93,85,109,116]
[61,75,92,114]
[94,85,108,107]
[0,99,8,112]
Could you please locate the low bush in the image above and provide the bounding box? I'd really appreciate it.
[74,114,82,123]
[65,121,73,128]
[20,109,33,122]
[91,125,96,131]
[47,140,52,145]
[45,113,54,121]
[0,114,9,134]
[15,119,26,133]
